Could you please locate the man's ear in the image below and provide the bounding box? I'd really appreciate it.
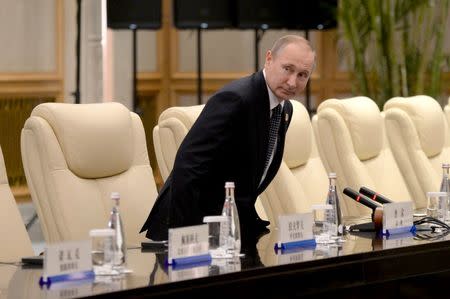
[265,50,273,67]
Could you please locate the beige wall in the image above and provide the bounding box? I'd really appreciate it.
[1,0,450,194]
[0,0,55,73]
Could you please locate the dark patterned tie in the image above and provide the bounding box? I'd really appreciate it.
[265,104,282,171]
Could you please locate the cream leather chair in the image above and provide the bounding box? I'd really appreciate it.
[312,97,412,217]
[443,97,450,137]
[259,100,329,224]
[153,104,268,221]
[0,147,33,262]
[21,102,157,246]
[384,95,450,209]
[153,105,205,181]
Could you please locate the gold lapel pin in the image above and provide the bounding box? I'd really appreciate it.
[285,114,289,122]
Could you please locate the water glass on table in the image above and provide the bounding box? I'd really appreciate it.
[203,216,229,258]
[312,204,334,244]
[426,191,447,223]
[89,228,118,276]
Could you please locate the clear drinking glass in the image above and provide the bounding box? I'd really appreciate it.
[90,228,118,276]
[311,204,333,244]
[426,192,447,222]
[203,215,228,258]
[439,163,450,222]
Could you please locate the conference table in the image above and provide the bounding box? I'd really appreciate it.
[2,223,450,298]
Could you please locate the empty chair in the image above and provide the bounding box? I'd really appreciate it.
[152,104,268,221]
[21,102,157,246]
[312,97,412,217]
[443,96,450,139]
[258,100,329,225]
[0,146,33,262]
[384,95,450,209]
[153,105,204,181]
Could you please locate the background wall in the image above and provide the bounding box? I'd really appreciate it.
[1,0,450,198]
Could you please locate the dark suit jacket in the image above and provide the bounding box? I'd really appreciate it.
[141,71,293,241]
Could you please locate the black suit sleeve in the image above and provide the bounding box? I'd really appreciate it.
[169,92,243,227]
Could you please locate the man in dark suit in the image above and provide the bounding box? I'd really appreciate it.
[141,35,315,241]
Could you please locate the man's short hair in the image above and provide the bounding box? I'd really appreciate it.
[271,35,315,59]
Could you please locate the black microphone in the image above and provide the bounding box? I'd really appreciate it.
[359,187,392,204]
[343,187,383,210]
[343,187,384,232]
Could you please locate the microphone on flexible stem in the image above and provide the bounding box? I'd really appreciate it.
[343,187,383,232]
[343,188,383,209]
[359,186,392,204]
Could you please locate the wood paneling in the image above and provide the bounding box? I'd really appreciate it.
[2,0,450,198]
[0,1,63,200]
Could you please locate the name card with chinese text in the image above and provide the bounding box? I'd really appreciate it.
[167,224,211,266]
[40,240,94,286]
[382,202,414,235]
[275,213,316,251]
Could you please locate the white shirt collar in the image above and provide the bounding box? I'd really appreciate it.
[263,69,285,110]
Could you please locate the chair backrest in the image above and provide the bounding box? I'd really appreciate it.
[153,105,205,181]
[312,97,412,217]
[152,104,268,220]
[259,100,329,224]
[21,102,157,246]
[384,95,450,209]
[443,96,450,142]
[0,147,33,262]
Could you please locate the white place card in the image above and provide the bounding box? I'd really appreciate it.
[40,240,94,285]
[382,201,414,235]
[168,224,210,265]
[277,213,315,249]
